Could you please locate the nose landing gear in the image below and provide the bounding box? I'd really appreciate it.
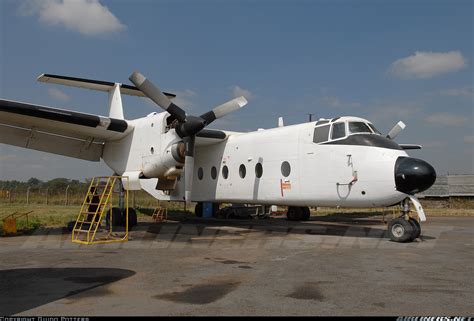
[387,198,422,242]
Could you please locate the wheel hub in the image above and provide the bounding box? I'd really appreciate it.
[392,224,405,238]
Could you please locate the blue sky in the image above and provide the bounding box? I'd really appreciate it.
[0,0,473,181]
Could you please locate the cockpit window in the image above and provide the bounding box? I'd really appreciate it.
[313,124,330,143]
[367,123,382,135]
[331,122,346,140]
[349,122,372,134]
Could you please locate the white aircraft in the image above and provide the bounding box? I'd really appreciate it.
[0,72,436,242]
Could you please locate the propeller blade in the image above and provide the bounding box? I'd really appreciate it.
[387,121,406,140]
[129,71,186,122]
[183,136,195,202]
[200,96,248,125]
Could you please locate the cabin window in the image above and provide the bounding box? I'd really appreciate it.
[222,165,229,179]
[198,167,204,180]
[331,122,346,140]
[211,166,217,179]
[313,125,330,143]
[368,123,382,135]
[239,164,246,178]
[255,163,263,178]
[281,161,291,177]
[349,122,372,134]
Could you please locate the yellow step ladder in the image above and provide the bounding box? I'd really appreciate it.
[72,176,129,244]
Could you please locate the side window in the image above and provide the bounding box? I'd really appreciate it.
[211,166,217,179]
[331,122,346,140]
[222,165,229,179]
[313,125,330,143]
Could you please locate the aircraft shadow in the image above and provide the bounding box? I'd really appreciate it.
[0,267,135,316]
[143,215,392,240]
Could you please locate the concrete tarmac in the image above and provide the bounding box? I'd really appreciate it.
[0,214,472,316]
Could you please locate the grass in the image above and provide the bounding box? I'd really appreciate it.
[1,200,473,234]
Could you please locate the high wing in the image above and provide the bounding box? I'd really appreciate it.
[0,99,132,161]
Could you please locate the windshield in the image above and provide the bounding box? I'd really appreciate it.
[367,123,382,135]
[349,122,372,134]
[331,122,346,140]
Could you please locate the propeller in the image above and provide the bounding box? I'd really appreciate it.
[129,71,248,202]
[386,121,406,140]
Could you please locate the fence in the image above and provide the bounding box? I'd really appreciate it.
[0,185,184,209]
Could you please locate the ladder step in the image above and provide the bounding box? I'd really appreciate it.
[73,229,92,233]
[76,220,100,224]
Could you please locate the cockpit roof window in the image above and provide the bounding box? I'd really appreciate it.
[349,122,372,134]
[313,124,330,144]
[315,120,330,126]
[367,123,382,135]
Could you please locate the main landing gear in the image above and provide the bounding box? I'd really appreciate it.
[387,198,422,242]
[286,206,311,221]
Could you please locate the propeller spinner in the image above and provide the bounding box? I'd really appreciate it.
[129,71,248,202]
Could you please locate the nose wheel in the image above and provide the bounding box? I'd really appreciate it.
[387,198,422,242]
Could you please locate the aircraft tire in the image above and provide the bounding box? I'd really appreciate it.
[301,207,311,221]
[408,218,421,240]
[388,217,414,242]
[126,208,137,230]
[287,206,303,221]
[106,207,124,228]
[212,203,220,218]
[195,202,203,217]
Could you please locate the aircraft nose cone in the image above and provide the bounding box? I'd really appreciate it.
[395,157,436,194]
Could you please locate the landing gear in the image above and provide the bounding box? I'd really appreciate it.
[286,206,310,221]
[387,198,422,242]
[388,217,413,242]
[287,206,301,221]
[301,207,311,221]
[195,202,203,217]
[408,218,421,241]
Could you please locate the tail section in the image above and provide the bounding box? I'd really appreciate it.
[37,73,177,120]
[108,83,124,119]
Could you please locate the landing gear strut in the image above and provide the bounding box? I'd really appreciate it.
[387,198,422,242]
[287,206,311,221]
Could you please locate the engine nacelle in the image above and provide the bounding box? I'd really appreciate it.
[142,142,184,179]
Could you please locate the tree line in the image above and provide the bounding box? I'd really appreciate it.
[0,178,90,194]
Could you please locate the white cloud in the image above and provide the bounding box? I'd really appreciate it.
[321,96,360,108]
[170,89,197,109]
[230,85,254,100]
[367,100,423,123]
[389,51,467,79]
[424,113,467,126]
[438,86,473,98]
[464,136,474,144]
[19,0,126,36]
[48,87,70,102]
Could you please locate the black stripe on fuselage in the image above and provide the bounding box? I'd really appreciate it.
[322,134,402,150]
[0,99,128,133]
